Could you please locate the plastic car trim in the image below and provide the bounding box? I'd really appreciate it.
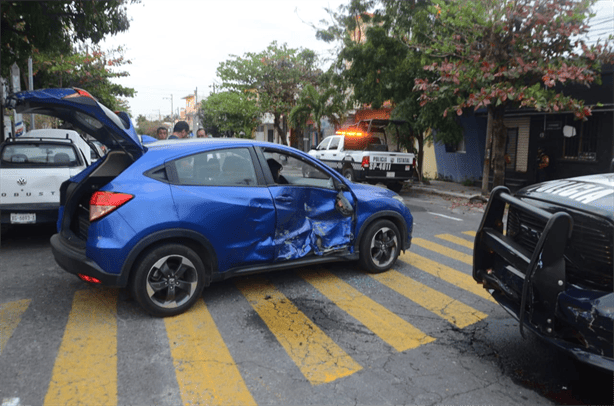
[50,234,123,286]
[119,228,219,287]
[219,252,359,282]
[354,210,410,252]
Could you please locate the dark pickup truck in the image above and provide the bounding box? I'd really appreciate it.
[473,174,614,372]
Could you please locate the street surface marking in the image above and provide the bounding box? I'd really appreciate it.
[0,299,30,355]
[462,230,477,237]
[236,277,362,385]
[428,212,463,221]
[299,270,435,352]
[412,238,473,265]
[44,289,118,406]
[399,251,497,303]
[370,270,488,328]
[436,233,474,249]
[164,299,256,406]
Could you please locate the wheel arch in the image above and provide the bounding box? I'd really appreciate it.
[355,211,409,253]
[119,228,218,287]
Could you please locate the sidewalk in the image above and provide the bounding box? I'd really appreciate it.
[402,179,488,202]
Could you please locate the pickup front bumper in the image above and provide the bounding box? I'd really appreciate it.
[473,186,614,372]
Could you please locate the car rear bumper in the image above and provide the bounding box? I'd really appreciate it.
[50,233,124,287]
[1,203,59,224]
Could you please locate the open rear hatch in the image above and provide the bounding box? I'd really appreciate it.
[6,88,145,242]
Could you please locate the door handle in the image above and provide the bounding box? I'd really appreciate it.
[276,195,293,203]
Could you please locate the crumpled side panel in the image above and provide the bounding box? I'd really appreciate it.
[271,187,354,261]
[275,215,352,260]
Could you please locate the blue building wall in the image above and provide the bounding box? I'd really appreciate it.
[434,114,487,183]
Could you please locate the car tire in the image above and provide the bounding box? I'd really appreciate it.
[359,220,400,273]
[131,243,206,317]
[343,167,355,182]
[387,182,403,193]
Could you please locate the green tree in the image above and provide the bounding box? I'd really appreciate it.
[1,1,138,82]
[216,41,321,146]
[316,0,462,180]
[32,46,135,111]
[200,91,260,138]
[289,83,347,142]
[412,0,614,192]
[135,115,169,138]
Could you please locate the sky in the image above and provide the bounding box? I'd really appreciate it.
[103,0,614,120]
[103,0,347,119]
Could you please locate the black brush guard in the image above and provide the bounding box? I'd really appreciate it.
[473,186,573,339]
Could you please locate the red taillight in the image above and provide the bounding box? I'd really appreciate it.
[64,88,96,100]
[78,274,101,284]
[89,191,133,222]
[361,156,370,168]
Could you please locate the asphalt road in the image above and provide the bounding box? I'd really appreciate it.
[0,190,612,406]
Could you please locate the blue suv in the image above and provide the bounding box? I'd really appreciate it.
[8,88,413,317]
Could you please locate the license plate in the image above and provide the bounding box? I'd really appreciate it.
[386,172,395,178]
[10,213,36,224]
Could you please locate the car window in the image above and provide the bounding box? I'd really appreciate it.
[264,150,334,189]
[328,137,340,150]
[316,137,331,151]
[174,148,258,186]
[0,143,81,167]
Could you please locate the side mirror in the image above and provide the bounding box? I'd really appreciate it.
[335,191,354,217]
[333,178,350,192]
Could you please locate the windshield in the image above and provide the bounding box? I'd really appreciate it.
[1,142,82,168]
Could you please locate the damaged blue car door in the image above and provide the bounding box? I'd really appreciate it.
[169,147,277,271]
[260,147,355,261]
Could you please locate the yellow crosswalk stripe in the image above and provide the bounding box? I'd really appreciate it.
[462,231,477,237]
[236,277,362,385]
[399,252,497,303]
[369,270,488,328]
[44,289,118,406]
[0,299,30,355]
[436,233,474,249]
[299,270,435,352]
[413,238,473,265]
[165,299,256,406]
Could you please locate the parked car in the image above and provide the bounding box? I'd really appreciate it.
[473,175,614,371]
[6,88,413,317]
[0,128,93,226]
[308,119,416,193]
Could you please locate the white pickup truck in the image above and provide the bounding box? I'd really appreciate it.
[308,119,416,193]
[0,129,93,227]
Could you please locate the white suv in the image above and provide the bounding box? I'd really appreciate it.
[0,129,92,226]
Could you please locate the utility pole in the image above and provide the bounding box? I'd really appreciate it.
[28,57,34,130]
[163,94,173,121]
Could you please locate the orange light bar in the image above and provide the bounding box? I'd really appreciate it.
[336,129,365,137]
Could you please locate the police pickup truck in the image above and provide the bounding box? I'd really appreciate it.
[308,119,416,193]
[0,129,93,227]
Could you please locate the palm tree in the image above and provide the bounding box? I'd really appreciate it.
[289,84,346,143]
